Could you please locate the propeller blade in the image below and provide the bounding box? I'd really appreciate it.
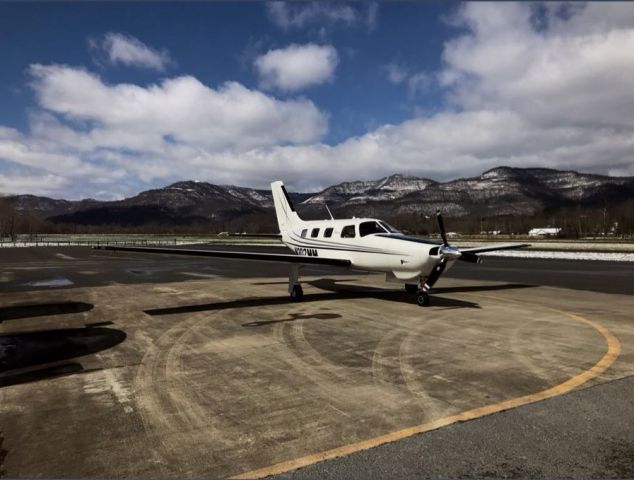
[423,258,447,292]
[436,210,448,246]
[458,252,482,264]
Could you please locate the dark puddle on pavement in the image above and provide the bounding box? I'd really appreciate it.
[0,327,126,377]
[242,312,342,327]
[0,302,94,322]
[127,269,153,276]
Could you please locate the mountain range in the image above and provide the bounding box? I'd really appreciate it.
[3,167,634,228]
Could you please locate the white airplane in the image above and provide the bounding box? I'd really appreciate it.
[99,181,529,306]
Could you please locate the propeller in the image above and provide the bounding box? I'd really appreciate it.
[435,210,461,261]
[436,210,448,246]
[422,257,447,292]
[423,210,481,292]
[434,210,481,263]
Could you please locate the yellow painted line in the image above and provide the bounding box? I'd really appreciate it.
[231,303,620,479]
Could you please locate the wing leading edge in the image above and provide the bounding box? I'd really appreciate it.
[459,243,530,254]
[94,245,351,267]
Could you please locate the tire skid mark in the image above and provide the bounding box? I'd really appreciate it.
[231,295,621,479]
[398,313,452,419]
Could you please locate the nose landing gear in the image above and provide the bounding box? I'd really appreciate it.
[414,277,432,307]
[416,291,430,307]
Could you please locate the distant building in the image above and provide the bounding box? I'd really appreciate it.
[528,227,561,237]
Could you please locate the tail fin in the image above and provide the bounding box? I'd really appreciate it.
[271,181,302,234]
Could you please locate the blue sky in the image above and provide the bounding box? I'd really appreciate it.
[1,2,634,199]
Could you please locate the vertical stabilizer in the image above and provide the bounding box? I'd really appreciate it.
[271,181,302,234]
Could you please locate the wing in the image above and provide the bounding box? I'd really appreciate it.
[94,245,351,267]
[218,233,282,238]
[460,243,531,254]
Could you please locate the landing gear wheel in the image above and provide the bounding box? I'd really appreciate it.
[405,283,418,294]
[416,292,430,307]
[290,284,304,301]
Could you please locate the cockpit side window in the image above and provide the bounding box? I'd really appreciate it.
[300,229,307,238]
[341,225,356,238]
[311,228,320,238]
[359,221,387,237]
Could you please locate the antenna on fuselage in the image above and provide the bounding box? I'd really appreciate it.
[324,204,335,220]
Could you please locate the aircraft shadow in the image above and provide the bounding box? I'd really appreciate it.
[308,279,480,310]
[433,283,536,294]
[0,327,126,382]
[0,302,94,323]
[0,362,85,388]
[144,278,480,317]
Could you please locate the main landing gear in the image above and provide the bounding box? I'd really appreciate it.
[405,279,431,306]
[288,265,303,301]
[290,284,304,301]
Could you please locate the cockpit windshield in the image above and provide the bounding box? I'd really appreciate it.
[378,221,401,234]
[359,221,388,237]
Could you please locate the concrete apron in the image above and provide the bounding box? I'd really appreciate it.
[1,275,633,478]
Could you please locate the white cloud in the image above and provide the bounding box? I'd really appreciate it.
[0,171,69,197]
[384,63,431,97]
[255,44,339,92]
[266,2,377,31]
[29,64,327,149]
[407,72,432,97]
[440,3,634,130]
[384,63,408,84]
[97,33,173,71]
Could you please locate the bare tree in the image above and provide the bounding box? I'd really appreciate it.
[0,198,18,242]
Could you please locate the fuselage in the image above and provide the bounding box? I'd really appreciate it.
[281,217,455,282]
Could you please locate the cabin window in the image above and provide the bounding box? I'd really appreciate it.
[324,227,334,238]
[311,228,320,238]
[359,221,387,237]
[341,225,356,238]
[301,229,307,238]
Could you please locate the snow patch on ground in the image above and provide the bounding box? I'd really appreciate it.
[23,277,74,287]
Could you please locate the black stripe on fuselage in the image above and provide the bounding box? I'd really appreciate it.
[288,232,383,252]
[288,232,397,255]
[285,240,406,256]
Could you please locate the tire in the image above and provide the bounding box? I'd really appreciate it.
[290,285,304,301]
[416,292,430,307]
[405,284,418,294]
